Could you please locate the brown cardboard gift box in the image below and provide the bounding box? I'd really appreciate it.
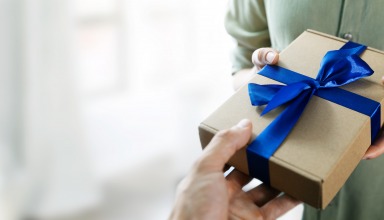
[199,30,384,209]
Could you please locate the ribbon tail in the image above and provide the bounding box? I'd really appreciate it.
[248,83,284,106]
[341,41,366,54]
[262,82,310,116]
[247,89,313,184]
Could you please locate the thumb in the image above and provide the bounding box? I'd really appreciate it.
[252,48,279,69]
[363,131,384,159]
[197,119,253,172]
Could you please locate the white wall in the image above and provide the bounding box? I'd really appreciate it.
[1,0,303,219]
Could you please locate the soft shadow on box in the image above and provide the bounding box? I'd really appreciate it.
[199,30,384,209]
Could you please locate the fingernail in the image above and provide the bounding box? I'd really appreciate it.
[266,51,276,64]
[381,76,384,85]
[237,119,251,128]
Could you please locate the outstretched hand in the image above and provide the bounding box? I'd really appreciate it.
[169,119,300,220]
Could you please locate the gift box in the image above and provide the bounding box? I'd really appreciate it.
[198,30,384,209]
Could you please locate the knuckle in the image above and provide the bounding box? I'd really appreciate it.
[193,157,207,171]
[216,129,232,140]
[175,175,193,195]
[252,49,263,65]
[194,160,211,173]
[215,130,237,146]
[258,49,265,60]
[253,47,276,67]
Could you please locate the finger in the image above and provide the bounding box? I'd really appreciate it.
[259,194,301,220]
[226,169,252,197]
[363,131,384,159]
[229,193,264,220]
[381,76,384,85]
[197,119,252,172]
[252,48,279,69]
[245,183,281,206]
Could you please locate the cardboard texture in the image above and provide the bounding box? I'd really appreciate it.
[199,30,384,209]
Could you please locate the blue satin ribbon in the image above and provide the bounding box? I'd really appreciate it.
[247,42,381,185]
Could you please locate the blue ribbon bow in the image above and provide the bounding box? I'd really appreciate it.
[247,42,381,184]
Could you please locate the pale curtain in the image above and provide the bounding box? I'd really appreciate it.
[0,1,100,219]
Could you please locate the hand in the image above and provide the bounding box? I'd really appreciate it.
[169,119,300,220]
[362,78,384,160]
[364,126,384,160]
[252,48,279,71]
[233,48,279,90]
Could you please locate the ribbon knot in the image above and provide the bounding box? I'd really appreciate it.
[246,41,380,185]
[307,80,321,90]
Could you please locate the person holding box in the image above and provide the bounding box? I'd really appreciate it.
[225,1,384,219]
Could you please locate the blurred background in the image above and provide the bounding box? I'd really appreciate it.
[0,0,302,219]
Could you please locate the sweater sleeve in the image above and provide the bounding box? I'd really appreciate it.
[225,0,270,74]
